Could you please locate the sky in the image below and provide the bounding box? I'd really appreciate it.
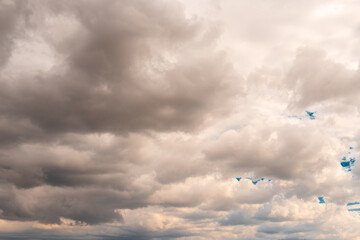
[1,0,360,239]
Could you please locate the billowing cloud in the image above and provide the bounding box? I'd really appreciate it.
[0,0,240,141]
[1,0,360,239]
[286,47,360,109]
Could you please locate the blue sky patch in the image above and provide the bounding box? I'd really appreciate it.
[235,177,271,185]
[289,111,317,120]
[348,208,360,212]
[340,156,356,172]
[305,111,316,120]
[347,201,360,214]
[347,201,360,206]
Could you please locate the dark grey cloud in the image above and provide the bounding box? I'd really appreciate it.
[218,210,259,226]
[0,229,195,240]
[0,134,162,224]
[256,223,317,237]
[0,184,152,224]
[0,0,241,226]
[0,136,138,189]
[0,233,92,240]
[182,210,219,221]
[0,0,240,145]
[0,1,24,67]
[98,227,197,240]
[250,197,327,239]
[1,0,360,239]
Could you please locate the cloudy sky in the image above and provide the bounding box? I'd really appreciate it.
[1,0,360,239]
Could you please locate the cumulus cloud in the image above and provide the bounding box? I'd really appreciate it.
[0,0,240,141]
[286,47,360,109]
[218,210,259,226]
[0,0,240,227]
[1,0,360,239]
[205,120,335,180]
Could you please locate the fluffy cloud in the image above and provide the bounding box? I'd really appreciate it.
[286,47,360,109]
[0,0,240,227]
[1,0,360,239]
[0,0,240,140]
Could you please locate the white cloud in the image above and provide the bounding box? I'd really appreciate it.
[2,0,360,239]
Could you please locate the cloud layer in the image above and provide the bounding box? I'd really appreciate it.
[1,0,360,239]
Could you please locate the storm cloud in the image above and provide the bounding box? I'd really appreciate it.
[1,0,360,239]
